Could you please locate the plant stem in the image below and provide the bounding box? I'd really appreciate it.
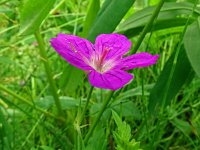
[84,90,114,144]
[34,30,63,117]
[131,0,165,54]
[0,84,63,121]
[79,86,94,125]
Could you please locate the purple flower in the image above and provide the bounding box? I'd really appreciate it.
[50,33,159,90]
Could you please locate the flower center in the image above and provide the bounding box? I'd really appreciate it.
[96,47,109,68]
[92,47,115,73]
[67,42,116,74]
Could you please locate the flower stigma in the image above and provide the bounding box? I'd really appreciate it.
[90,47,116,74]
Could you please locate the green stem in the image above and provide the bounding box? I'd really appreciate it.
[84,91,114,144]
[50,0,66,15]
[0,84,63,121]
[34,30,63,117]
[79,86,94,125]
[131,0,165,54]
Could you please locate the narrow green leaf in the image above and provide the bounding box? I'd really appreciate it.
[35,96,86,110]
[112,110,123,128]
[87,0,135,42]
[117,2,200,37]
[148,46,194,113]
[19,0,56,35]
[184,17,200,77]
[86,126,107,150]
[81,0,100,37]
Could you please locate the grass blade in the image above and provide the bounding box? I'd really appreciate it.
[148,46,194,113]
[19,0,56,35]
[117,2,200,37]
[184,17,200,77]
[81,0,100,37]
[87,0,135,42]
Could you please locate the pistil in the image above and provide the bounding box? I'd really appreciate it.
[96,47,110,72]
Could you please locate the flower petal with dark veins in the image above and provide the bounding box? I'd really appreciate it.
[50,33,94,70]
[94,33,132,60]
[88,69,133,90]
[119,52,159,70]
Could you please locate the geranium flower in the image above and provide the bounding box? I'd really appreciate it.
[50,33,159,90]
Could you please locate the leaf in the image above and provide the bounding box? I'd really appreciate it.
[112,110,123,128]
[90,100,141,122]
[35,96,86,110]
[59,65,84,96]
[87,0,135,42]
[117,2,200,37]
[19,0,56,35]
[60,96,86,110]
[112,101,142,120]
[85,126,107,150]
[148,45,194,113]
[171,118,191,135]
[112,110,141,150]
[184,17,200,77]
[81,0,100,37]
[116,84,154,101]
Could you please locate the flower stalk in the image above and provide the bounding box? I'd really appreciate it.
[79,86,94,125]
[84,90,114,144]
[131,0,165,54]
[34,30,64,117]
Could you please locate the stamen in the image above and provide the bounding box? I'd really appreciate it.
[99,47,110,63]
[95,47,112,73]
[97,47,109,66]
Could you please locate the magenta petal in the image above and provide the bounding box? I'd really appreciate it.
[50,33,94,70]
[88,69,133,90]
[120,52,159,70]
[94,33,131,60]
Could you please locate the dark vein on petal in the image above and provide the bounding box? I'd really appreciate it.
[101,74,112,89]
[106,71,123,83]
